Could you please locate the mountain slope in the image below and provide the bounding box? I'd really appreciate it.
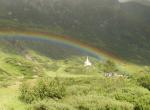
[0,0,150,64]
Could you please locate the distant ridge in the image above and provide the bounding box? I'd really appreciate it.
[0,0,150,65]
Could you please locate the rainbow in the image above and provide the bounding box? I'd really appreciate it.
[0,29,125,63]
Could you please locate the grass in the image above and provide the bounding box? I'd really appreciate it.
[0,50,149,110]
[0,2,150,109]
[19,76,150,110]
[0,76,149,110]
[0,87,27,110]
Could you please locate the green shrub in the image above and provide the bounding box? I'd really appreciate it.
[5,57,42,76]
[19,82,36,103]
[19,77,66,103]
[65,66,95,75]
[29,100,76,110]
[29,96,134,110]
[114,87,150,110]
[0,81,11,88]
[134,95,150,110]
[103,60,118,73]
[36,77,66,100]
[66,85,91,96]
[0,68,11,76]
[65,95,134,110]
[47,63,59,72]
[137,74,150,90]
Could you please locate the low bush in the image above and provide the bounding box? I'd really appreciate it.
[114,87,150,110]
[29,100,76,110]
[103,60,118,73]
[47,63,59,72]
[19,77,66,103]
[28,96,134,110]
[36,77,66,100]
[66,85,91,96]
[19,82,36,103]
[134,95,150,110]
[65,66,95,75]
[137,74,150,90]
[65,95,134,110]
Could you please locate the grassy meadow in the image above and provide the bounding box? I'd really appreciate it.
[0,0,150,109]
[0,49,149,110]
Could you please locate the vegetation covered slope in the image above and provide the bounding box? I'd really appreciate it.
[0,45,149,110]
[0,36,149,110]
[0,0,150,64]
[0,0,150,110]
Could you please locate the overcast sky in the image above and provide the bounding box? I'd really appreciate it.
[119,0,150,2]
[119,0,130,2]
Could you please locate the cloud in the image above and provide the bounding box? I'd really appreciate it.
[119,0,150,2]
[118,0,130,2]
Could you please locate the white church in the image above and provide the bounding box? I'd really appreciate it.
[84,56,92,67]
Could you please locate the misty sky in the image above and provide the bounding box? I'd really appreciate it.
[119,0,130,2]
[119,0,150,2]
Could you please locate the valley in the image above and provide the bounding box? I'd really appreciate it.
[0,0,149,110]
[0,41,149,110]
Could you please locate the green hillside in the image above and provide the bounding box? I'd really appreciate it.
[0,35,149,110]
[0,0,150,110]
[0,41,149,110]
[0,0,150,64]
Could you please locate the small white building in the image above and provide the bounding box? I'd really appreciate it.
[84,56,92,67]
